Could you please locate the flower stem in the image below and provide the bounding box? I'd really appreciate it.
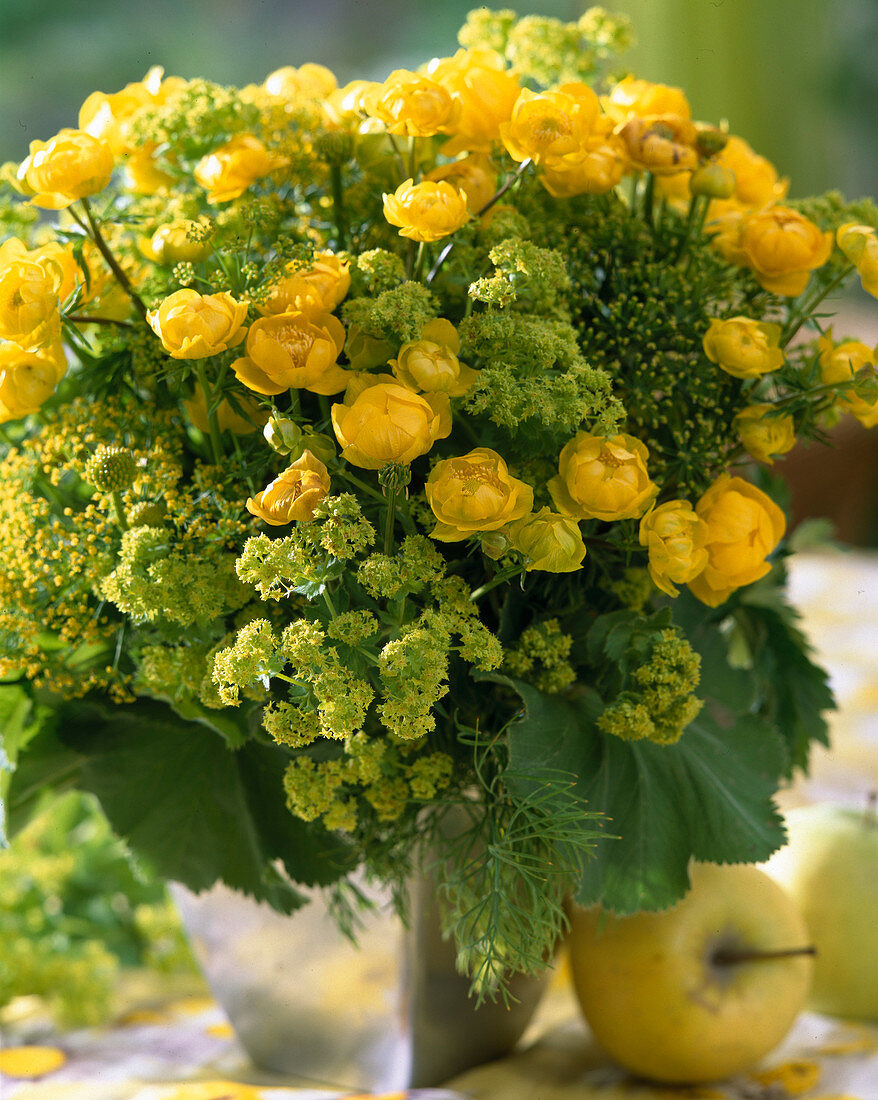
[111,490,129,531]
[196,361,224,464]
[329,161,348,251]
[78,198,148,320]
[383,487,398,555]
[67,314,134,328]
[470,564,525,602]
[780,263,854,348]
[323,588,338,620]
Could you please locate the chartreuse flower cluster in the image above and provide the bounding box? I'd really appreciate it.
[1,5,875,1002]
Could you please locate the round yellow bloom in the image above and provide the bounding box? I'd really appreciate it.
[140,220,212,265]
[687,475,786,607]
[371,70,458,137]
[123,144,176,194]
[716,135,788,209]
[264,63,337,101]
[78,67,186,154]
[331,382,447,470]
[500,85,602,169]
[734,404,797,464]
[603,77,691,124]
[0,237,82,306]
[738,206,833,297]
[702,316,785,380]
[147,289,248,360]
[17,128,114,209]
[183,388,268,436]
[638,500,709,597]
[194,134,285,204]
[425,447,533,541]
[507,507,586,572]
[618,115,698,175]
[258,252,350,317]
[818,332,878,429]
[0,261,61,350]
[232,311,346,396]
[428,48,521,155]
[389,318,478,396]
[425,154,497,213]
[540,132,625,197]
[246,450,331,525]
[548,433,658,523]
[0,340,66,423]
[383,179,469,243]
[836,222,878,298]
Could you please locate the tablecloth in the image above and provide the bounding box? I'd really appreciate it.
[2,551,877,1100]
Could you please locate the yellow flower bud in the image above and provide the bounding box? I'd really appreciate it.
[427,48,521,156]
[0,261,61,350]
[425,447,533,542]
[232,311,346,396]
[733,404,797,464]
[389,318,478,396]
[370,70,459,137]
[737,206,833,297]
[18,129,114,209]
[836,222,878,299]
[194,134,286,204]
[258,252,351,317]
[382,178,469,243]
[331,382,447,470]
[140,220,212,265]
[507,507,587,573]
[818,332,878,429]
[638,500,709,597]
[0,340,66,423]
[147,289,248,360]
[548,433,658,523]
[425,154,497,214]
[246,450,331,525]
[702,316,785,380]
[263,415,303,455]
[687,475,786,607]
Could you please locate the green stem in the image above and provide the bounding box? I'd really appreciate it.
[642,171,655,226]
[384,487,398,555]
[338,468,386,503]
[412,240,427,282]
[386,133,408,178]
[110,490,129,531]
[78,198,148,320]
[66,314,134,328]
[323,588,338,620]
[329,161,348,251]
[780,263,854,348]
[470,564,525,602]
[408,135,419,182]
[196,362,224,464]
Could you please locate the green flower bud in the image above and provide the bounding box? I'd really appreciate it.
[300,431,336,465]
[84,445,137,492]
[695,127,728,159]
[264,415,303,456]
[689,162,736,200]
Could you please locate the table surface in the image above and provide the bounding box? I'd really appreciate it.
[2,551,877,1100]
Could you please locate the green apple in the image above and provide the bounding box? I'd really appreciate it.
[763,798,878,1020]
[567,863,814,1084]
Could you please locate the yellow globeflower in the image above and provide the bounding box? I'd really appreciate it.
[0,261,61,350]
[232,311,346,396]
[331,382,448,470]
[246,450,331,525]
[818,332,878,429]
[194,134,286,204]
[425,154,497,213]
[370,70,459,137]
[687,475,786,608]
[716,135,788,209]
[264,63,337,101]
[618,115,698,175]
[603,77,691,124]
[0,340,66,423]
[183,388,268,436]
[548,433,658,523]
[500,85,601,170]
[734,404,797,464]
[836,222,878,298]
[427,48,521,155]
[738,206,833,297]
[507,507,586,572]
[425,447,533,541]
[140,220,212,265]
[258,252,351,317]
[638,500,709,597]
[18,128,114,209]
[147,289,248,360]
[383,179,469,243]
[541,131,625,197]
[123,144,176,194]
[0,237,82,306]
[389,318,478,396]
[702,316,785,380]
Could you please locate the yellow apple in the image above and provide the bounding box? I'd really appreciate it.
[763,799,878,1020]
[568,863,814,1083]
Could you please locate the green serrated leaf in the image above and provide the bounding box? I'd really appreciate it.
[504,678,787,915]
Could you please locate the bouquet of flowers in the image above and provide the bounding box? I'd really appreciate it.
[2,7,877,998]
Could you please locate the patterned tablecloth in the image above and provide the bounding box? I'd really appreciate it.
[1,552,877,1100]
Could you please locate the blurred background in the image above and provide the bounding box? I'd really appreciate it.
[2,0,877,542]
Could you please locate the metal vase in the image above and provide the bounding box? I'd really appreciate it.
[171,872,548,1090]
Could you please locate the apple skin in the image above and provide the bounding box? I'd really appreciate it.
[568,863,814,1084]
[763,803,878,1020]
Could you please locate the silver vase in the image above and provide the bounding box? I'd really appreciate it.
[171,871,548,1090]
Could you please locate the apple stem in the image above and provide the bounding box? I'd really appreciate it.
[865,790,877,828]
[713,945,817,966]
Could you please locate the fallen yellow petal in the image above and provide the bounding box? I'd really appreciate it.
[0,1045,67,1078]
[751,1059,821,1094]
